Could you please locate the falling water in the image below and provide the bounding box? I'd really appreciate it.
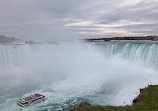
[95,43,158,69]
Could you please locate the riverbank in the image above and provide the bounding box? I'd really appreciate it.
[70,85,158,111]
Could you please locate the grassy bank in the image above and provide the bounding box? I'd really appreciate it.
[70,85,158,111]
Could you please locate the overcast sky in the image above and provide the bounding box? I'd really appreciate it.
[0,0,158,39]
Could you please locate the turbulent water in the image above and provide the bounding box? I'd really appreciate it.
[0,41,158,111]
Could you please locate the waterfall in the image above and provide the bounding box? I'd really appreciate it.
[95,43,158,69]
[0,43,158,69]
[0,45,31,69]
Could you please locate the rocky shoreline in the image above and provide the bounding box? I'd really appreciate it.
[70,85,158,111]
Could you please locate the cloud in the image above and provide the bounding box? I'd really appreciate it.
[0,0,158,39]
[64,0,158,37]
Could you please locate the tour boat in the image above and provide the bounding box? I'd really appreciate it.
[17,93,45,107]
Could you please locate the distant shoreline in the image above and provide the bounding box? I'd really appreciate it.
[0,35,17,43]
[84,36,158,42]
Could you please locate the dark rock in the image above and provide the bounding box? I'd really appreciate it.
[79,101,91,107]
[133,98,138,104]
[140,88,144,93]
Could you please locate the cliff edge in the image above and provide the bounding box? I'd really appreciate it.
[70,85,158,111]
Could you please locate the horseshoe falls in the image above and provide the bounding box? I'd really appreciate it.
[0,41,158,111]
[96,43,158,69]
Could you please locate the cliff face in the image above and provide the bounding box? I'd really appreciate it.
[0,35,16,43]
[70,85,158,111]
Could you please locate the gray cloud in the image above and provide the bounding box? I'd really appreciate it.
[0,0,158,39]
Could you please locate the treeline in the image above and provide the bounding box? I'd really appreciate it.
[0,35,17,43]
[84,35,158,42]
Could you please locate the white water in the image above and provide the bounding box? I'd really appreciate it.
[0,41,158,111]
